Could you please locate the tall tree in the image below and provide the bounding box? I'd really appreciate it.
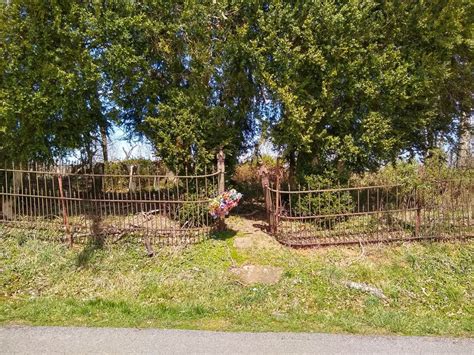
[251,0,473,181]
[101,1,260,172]
[1,0,471,175]
[0,1,112,163]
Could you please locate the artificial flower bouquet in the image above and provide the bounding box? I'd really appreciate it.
[209,189,243,218]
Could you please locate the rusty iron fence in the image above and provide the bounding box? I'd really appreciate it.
[2,153,473,250]
[0,154,226,253]
[263,172,473,247]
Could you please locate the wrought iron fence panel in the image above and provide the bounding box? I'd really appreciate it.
[0,161,223,249]
[264,175,473,247]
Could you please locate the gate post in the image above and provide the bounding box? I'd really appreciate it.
[217,148,226,231]
[258,164,274,233]
[273,160,284,235]
[217,149,225,194]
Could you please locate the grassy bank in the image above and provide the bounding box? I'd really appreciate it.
[0,223,473,336]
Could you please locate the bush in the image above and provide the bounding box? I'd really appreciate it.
[231,162,261,203]
[103,160,168,192]
[290,174,354,228]
[175,190,217,228]
[104,159,167,176]
[177,201,210,228]
[349,149,473,207]
[231,155,278,204]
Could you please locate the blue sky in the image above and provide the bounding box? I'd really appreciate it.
[108,125,154,160]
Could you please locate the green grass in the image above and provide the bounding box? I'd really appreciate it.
[0,223,473,336]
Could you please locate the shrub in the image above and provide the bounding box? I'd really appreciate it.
[173,190,218,228]
[289,174,354,228]
[177,201,210,228]
[231,162,261,203]
[231,155,279,204]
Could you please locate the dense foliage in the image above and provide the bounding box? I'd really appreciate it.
[1,1,472,177]
[0,2,107,162]
[252,0,473,180]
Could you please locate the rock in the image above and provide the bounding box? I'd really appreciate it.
[343,281,387,300]
[230,264,283,285]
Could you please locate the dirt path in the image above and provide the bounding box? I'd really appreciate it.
[226,215,281,250]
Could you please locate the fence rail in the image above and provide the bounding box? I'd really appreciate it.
[0,155,226,252]
[263,173,473,247]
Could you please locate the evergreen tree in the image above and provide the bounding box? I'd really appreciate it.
[1,0,471,176]
[251,0,473,180]
[0,1,111,162]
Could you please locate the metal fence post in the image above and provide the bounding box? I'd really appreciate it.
[217,148,226,231]
[57,167,72,247]
[274,169,281,235]
[415,186,421,238]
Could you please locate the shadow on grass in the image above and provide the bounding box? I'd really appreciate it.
[75,236,105,268]
[252,223,270,233]
[211,228,238,241]
[234,203,267,220]
[234,202,270,232]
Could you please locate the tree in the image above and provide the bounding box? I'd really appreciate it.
[101,1,260,172]
[1,0,471,176]
[0,1,114,163]
[250,0,473,181]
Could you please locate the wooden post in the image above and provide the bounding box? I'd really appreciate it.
[13,163,23,193]
[128,164,136,192]
[217,149,225,194]
[217,149,226,231]
[57,169,72,247]
[415,206,421,238]
[7,162,23,220]
[143,235,154,257]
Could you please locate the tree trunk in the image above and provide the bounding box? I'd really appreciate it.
[288,149,296,189]
[457,112,472,168]
[100,124,109,163]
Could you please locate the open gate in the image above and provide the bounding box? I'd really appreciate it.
[260,168,473,247]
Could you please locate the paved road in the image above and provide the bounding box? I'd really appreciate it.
[1,326,472,354]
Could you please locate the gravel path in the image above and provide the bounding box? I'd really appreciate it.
[1,326,472,354]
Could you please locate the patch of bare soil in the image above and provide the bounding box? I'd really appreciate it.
[226,215,281,250]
